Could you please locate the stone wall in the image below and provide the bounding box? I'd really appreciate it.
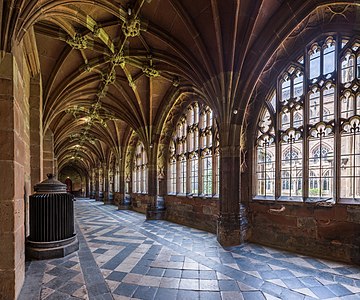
[130,193,148,214]
[164,196,219,233]
[0,46,31,299]
[249,202,360,264]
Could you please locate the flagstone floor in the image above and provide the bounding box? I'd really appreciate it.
[19,198,360,300]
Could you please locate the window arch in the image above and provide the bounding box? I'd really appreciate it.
[255,35,360,203]
[168,102,219,196]
[132,142,147,193]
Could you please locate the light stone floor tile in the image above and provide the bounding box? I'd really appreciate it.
[159,277,180,289]
[221,291,245,300]
[179,278,199,290]
[199,279,219,291]
[139,275,162,287]
[19,199,360,300]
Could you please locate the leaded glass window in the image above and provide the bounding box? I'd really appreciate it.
[132,142,147,193]
[168,102,219,196]
[254,35,360,203]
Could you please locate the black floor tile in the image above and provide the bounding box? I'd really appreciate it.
[113,283,138,297]
[106,271,127,282]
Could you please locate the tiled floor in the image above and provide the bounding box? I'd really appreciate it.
[19,199,360,300]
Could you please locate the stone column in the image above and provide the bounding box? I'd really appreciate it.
[43,128,55,178]
[98,165,104,201]
[90,169,95,198]
[95,168,100,200]
[86,175,90,197]
[217,143,248,246]
[103,164,112,204]
[109,165,114,203]
[118,156,132,209]
[146,145,165,220]
[0,52,27,299]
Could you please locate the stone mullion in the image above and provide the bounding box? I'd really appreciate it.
[199,112,205,195]
[335,37,342,202]
[303,46,310,200]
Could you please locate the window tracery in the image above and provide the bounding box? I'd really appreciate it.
[168,102,219,196]
[132,142,147,193]
[255,35,360,203]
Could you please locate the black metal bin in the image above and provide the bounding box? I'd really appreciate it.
[26,174,79,259]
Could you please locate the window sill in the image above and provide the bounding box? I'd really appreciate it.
[305,197,334,204]
[252,196,360,206]
[338,198,360,205]
[252,196,303,203]
[167,193,218,200]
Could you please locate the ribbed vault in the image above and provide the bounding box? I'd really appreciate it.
[1,0,358,175]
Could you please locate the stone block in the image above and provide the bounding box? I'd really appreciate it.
[0,131,14,160]
[317,221,360,242]
[14,163,25,199]
[14,225,25,269]
[0,161,15,199]
[0,53,13,78]
[334,205,348,220]
[14,256,25,300]
[203,205,213,215]
[0,269,15,300]
[347,206,360,224]
[0,200,16,232]
[254,211,298,227]
[14,136,26,163]
[43,152,54,160]
[288,205,313,217]
[0,98,14,131]
[297,216,316,229]
[314,207,335,220]
[0,232,15,269]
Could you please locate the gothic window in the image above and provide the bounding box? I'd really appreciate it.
[255,105,275,197]
[255,35,360,203]
[168,102,219,196]
[132,142,147,193]
[168,141,176,193]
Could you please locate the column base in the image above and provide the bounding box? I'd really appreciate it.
[26,235,79,260]
[217,205,249,247]
[103,193,114,205]
[146,208,166,220]
[118,193,131,210]
[103,199,114,205]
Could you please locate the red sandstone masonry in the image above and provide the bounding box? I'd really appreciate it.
[249,202,360,264]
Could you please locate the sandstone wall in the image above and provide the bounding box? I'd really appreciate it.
[249,202,360,264]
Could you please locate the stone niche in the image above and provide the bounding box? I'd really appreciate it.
[249,202,360,264]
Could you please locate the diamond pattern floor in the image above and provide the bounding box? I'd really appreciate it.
[19,199,360,300]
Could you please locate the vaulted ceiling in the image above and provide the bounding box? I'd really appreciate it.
[1,0,358,175]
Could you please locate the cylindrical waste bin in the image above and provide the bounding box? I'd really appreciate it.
[26,174,79,259]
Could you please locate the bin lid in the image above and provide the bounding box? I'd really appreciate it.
[34,174,67,194]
